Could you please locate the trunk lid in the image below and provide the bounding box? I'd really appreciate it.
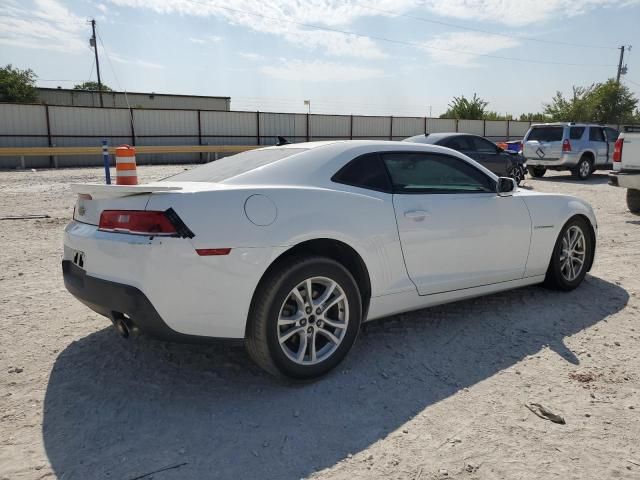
[70,184,183,226]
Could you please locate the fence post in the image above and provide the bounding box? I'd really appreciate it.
[129,108,136,146]
[256,111,260,145]
[424,116,427,134]
[389,116,393,140]
[483,119,486,137]
[350,115,353,140]
[45,105,54,168]
[102,139,111,184]
[306,113,310,142]
[455,119,459,132]
[197,109,203,163]
[506,120,510,141]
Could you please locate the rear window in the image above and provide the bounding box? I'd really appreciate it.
[162,148,307,183]
[569,127,585,140]
[527,126,564,142]
[332,154,391,192]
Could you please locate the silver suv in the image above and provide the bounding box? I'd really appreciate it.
[522,123,619,180]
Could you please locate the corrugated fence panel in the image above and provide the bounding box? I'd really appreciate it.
[508,121,531,139]
[201,111,257,144]
[0,104,47,137]
[353,116,390,139]
[310,115,350,139]
[485,121,507,140]
[427,118,456,133]
[49,106,131,137]
[260,113,307,145]
[133,109,198,137]
[392,117,424,139]
[458,119,484,135]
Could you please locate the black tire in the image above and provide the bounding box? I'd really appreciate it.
[571,156,593,180]
[627,189,640,214]
[508,165,525,186]
[528,166,546,178]
[245,256,362,379]
[543,216,594,291]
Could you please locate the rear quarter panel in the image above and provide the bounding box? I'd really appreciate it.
[145,186,413,298]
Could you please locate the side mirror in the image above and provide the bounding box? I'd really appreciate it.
[496,177,517,197]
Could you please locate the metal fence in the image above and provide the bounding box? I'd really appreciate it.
[0,102,555,168]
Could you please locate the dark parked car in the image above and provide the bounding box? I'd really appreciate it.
[404,133,527,184]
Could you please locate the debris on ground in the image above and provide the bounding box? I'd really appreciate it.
[525,403,566,424]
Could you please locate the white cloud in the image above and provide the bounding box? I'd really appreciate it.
[96,3,108,13]
[108,0,393,58]
[0,0,87,52]
[108,51,164,69]
[240,52,265,61]
[260,59,384,82]
[188,34,222,44]
[419,0,638,26]
[420,32,519,67]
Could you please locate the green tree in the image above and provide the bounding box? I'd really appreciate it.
[589,79,637,124]
[73,81,113,91]
[544,85,595,122]
[0,64,38,103]
[440,93,488,119]
[519,112,548,122]
[483,111,513,121]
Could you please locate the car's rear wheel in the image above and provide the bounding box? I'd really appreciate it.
[509,164,526,185]
[572,156,593,180]
[543,216,593,291]
[245,256,362,379]
[627,189,640,214]
[528,166,546,178]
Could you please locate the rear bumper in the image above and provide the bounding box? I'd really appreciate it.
[63,260,206,342]
[609,171,640,190]
[525,153,578,168]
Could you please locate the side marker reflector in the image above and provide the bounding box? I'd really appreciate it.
[196,248,232,256]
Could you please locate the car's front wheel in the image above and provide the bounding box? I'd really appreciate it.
[543,216,593,291]
[246,256,362,379]
[627,189,640,214]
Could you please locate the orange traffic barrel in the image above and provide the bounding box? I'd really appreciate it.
[115,145,138,185]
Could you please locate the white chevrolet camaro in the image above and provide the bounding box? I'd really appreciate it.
[63,141,597,379]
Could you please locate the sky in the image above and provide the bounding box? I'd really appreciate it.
[1,0,639,117]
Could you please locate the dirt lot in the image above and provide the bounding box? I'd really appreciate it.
[1,166,639,480]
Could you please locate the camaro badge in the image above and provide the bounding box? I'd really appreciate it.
[536,147,545,158]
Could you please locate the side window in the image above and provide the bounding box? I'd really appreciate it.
[382,152,495,194]
[605,128,619,142]
[569,127,585,140]
[443,136,472,151]
[470,136,498,153]
[589,127,605,142]
[331,153,391,192]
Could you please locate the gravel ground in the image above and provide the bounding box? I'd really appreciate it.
[1,166,639,480]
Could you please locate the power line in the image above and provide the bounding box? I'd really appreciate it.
[624,78,640,88]
[183,0,617,68]
[361,5,619,50]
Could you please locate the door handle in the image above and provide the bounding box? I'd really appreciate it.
[404,210,429,220]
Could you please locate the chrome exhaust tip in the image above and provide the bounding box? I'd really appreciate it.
[111,313,137,339]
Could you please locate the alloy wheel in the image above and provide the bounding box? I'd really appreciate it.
[277,276,349,365]
[559,225,586,282]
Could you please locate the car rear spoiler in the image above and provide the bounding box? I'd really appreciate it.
[70,183,182,199]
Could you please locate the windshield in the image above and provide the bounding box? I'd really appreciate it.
[526,126,564,142]
[163,148,307,183]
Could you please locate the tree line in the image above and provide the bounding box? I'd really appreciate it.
[1,64,638,124]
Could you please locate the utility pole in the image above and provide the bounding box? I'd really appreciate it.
[616,46,626,85]
[90,19,104,107]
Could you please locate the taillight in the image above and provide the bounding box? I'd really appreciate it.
[562,139,571,152]
[99,210,177,236]
[613,137,624,162]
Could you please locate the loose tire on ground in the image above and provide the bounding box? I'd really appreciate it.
[627,189,640,214]
[571,156,593,180]
[543,216,594,291]
[528,166,546,178]
[245,256,362,380]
